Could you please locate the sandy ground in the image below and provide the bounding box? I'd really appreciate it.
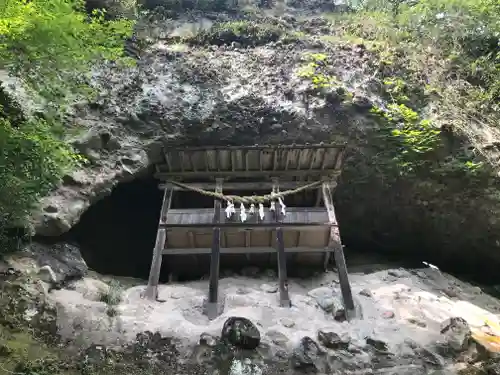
[48,265,500,359]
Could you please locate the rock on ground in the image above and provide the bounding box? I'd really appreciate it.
[5,244,500,373]
[21,265,500,362]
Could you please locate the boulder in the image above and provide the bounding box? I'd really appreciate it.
[221,317,261,350]
[23,242,88,283]
[199,332,218,347]
[440,317,471,352]
[307,287,336,313]
[317,330,350,350]
[291,336,324,372]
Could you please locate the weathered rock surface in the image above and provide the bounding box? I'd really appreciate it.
[440,317,472,353]
[20,10,375,239]
[21,242,88,283]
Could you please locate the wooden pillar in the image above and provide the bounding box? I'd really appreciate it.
[322,181,356,319]
[273,180,291,307]
[144,187,173,300]
[206,179,223,319]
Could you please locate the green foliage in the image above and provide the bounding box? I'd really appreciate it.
[0,0,134,248]
[86,0,138,19]
[297,52,339,89]
[371,103,441,173]
[12,357,64,375]
[186,20,283,47]
[329,0,499,174]
[0,116,80,232]
[382,77,409,102]
[99,280,123,317]
[0,0,134,107]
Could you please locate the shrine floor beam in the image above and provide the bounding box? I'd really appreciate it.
[143,187,173,300]
[160,222,331,229]
[162,246,331,255]
[206,179,223,320]
[161,207,331,229]
[322,181,355,319]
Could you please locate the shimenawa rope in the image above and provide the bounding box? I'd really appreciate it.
[165,180,323,204]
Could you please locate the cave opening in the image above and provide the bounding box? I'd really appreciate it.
[63,175,164,280]
[58,175,322,282]
[337,209,500,287]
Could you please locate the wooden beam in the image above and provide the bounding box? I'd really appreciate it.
[161,143,347,152]
[154,169,341,180]
[161,222,331,230]
[273,180,291,308]
[206,179,223,320]
[322,181,355,320]
[160,207,332,229]
[162,246,331,255]
[143,187,173,300]
[158,181,312,191]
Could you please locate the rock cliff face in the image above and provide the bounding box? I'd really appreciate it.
[30,13,374,237]
[19,9,500,282]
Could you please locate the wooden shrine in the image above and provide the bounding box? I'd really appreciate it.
[143,143,355,320]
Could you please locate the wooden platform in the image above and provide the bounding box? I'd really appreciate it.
[143,143,356,321]
[162,207,331,228]
[165,226,330,253]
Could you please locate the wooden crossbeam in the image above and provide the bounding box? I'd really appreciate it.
[322,181,355,320]
[206,179,223,320]
[158,181,316,191]
[161,222,331,229]
[155,169,341,180]
[143,187,173,300]
[162,246,331,255]
[161,143,347,152]
[160,207,332,229]
[273,179,291,308]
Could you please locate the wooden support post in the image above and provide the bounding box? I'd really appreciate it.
[206,178,223,320]
[273,180,291,308]
[322,181,355,319]
[144,187,173,300]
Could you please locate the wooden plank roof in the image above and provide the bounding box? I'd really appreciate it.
[155,143,346,180]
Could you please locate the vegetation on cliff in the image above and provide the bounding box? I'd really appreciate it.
[340,0,499,169]
[0,0,134,245]
[286,0,498,272]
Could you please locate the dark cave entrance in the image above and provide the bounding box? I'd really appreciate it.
[63,175,164,281]
[60,175,322,282]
